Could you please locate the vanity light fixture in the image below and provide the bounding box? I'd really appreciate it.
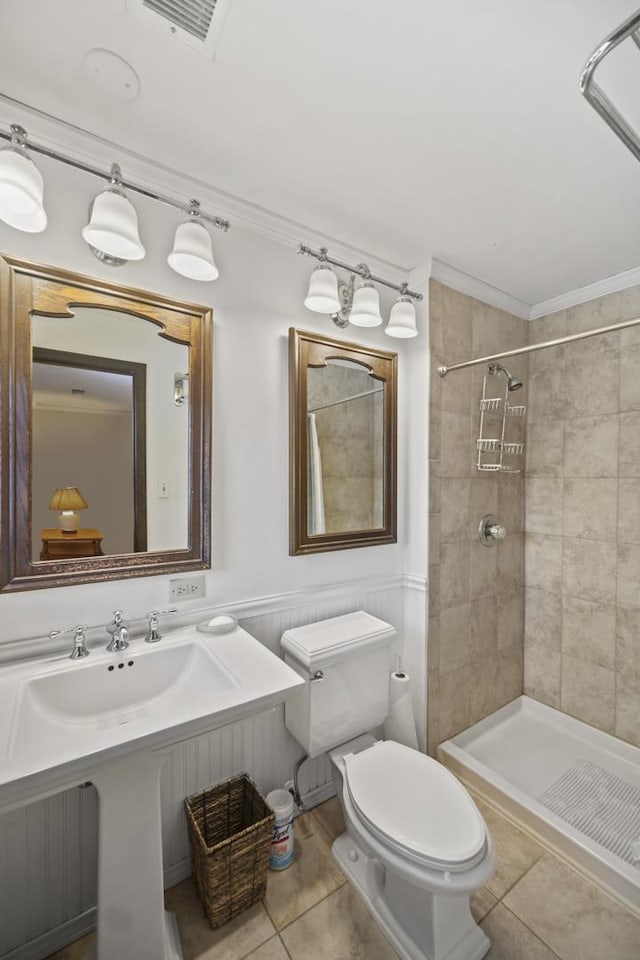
[298,244,421,338]
[49,486,89,533]
[82,163,145,265]
[173,372,189,406]
[168,200,219,281]
[0,124,47,232]
[0,123,230,279]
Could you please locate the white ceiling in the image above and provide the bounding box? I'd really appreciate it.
[1,0,640,304]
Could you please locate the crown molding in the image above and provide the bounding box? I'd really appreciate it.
[0,95,409,284]
[429,257,531,320]
[529,263,640,320]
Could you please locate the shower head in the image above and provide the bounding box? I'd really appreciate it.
[488,363,523,392]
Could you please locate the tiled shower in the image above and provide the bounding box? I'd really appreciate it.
[428,280,640,753]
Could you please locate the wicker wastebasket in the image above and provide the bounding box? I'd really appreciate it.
[185,774,275,929]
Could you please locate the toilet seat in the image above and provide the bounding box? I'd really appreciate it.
[343,740,487,872]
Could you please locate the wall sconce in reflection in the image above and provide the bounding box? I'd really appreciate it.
[173,373,189,407]
[49,486,88,533]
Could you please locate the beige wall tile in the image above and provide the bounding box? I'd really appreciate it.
[469,475,499,536]
[562,538,616,604]
[429,459,441,515]
[526,420,564,478]
[620,340,640,411]
[561,654,615,732]
[440,411,472,478]
[480,904,560,960]
[524,588,562,650]
[615,674,640,747]
[566,293,622,333]
[524,642,561,708]
[470,596,498,660]
[439,541,470,608]
[442,285,473,361]
[428,563,440,617]
[526,479,563,535]
[564,414,618,478]
[440,478,470,542]
[439,603,472,675]
[496,533,524,596]
[429,280,444,356]
[619,412,640,476]
[439,663,473,740]
[563,478,617,540]
[427,616,440,674]
[525,534,562,593]
[617,543,640,610]
[440,367,472,415]
[496,642,523,705]
[469,539,497,600]
[504,855,640,960]
[527,362,567,421]
[471,653,500,720]
[619,285,640,323]
[497,591,524,650]
[618,478,640,543]
[561,596,615,670]
[529,310,566,345]
[616,606,640,683]
[564,334,619,418]
[499,475,525,533]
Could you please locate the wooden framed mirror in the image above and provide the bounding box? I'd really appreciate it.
[0,255,212,592]
[289,328,397,555]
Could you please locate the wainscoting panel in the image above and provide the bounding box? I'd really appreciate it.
[0,577,415,959]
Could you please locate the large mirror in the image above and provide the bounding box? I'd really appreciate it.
[289,328,397,555]
[0,256,212,592]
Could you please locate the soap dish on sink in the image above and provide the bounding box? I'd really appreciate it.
[196,615,238,636]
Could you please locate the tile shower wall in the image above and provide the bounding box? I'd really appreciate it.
[524,288,640,747]
[428,281,528,754]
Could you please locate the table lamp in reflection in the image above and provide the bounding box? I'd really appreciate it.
[49,486,88,533]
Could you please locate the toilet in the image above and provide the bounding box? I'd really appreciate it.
[282,611,496,960]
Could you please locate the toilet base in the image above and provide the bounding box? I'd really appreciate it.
[333,833,490,960]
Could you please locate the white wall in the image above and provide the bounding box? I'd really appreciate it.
[0,153,429,646]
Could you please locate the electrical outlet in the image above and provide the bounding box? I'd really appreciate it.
[169,575,205,602]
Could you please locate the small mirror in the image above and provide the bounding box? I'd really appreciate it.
[0,256,212,593]
[289,328,397,554]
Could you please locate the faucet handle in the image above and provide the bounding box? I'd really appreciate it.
[106,609,128,634]
[50,624,90,660]
[144,607,178,644]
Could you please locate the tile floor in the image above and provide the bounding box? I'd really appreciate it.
[47,792,640,960]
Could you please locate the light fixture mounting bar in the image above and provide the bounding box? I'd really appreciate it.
[0,126,230,232]
[297,243,423,301]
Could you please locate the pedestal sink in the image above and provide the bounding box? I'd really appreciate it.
[0,623,305,960]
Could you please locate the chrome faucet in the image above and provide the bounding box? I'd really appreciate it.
[144,607,178,643]
[50,624,90,660]
[106,610,129,652]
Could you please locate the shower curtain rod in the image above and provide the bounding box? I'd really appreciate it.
[437,314,640,378]
[308,386,383,412]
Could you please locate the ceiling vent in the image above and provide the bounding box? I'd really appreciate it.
[128,0,234,58]
[142,0,217,43]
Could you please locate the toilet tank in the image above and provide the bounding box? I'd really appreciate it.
[281,611,396,758]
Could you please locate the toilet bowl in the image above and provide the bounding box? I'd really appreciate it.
[329,735,495,960]
[281,611,496,960]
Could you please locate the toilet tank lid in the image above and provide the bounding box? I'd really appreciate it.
[281,611,396,669]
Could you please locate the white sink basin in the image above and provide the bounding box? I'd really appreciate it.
[0,622,304,807]
[0,622,305,960]
[22,640,236,725]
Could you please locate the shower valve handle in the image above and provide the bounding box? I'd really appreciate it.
[479,515,507,546]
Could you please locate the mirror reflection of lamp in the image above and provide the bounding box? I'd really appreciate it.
[173,372,189,407]
[49,486,88,533]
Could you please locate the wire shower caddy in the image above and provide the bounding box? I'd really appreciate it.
[476,372,526,472]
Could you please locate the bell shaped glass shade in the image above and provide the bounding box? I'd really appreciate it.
[349,281,382,327]
[304,263,340,314]
[0,146,47,232]
[168,219,219,281]
[82,187,145,261]
[386,296,418,338]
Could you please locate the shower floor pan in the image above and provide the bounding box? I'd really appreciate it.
[439,695,640,916]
